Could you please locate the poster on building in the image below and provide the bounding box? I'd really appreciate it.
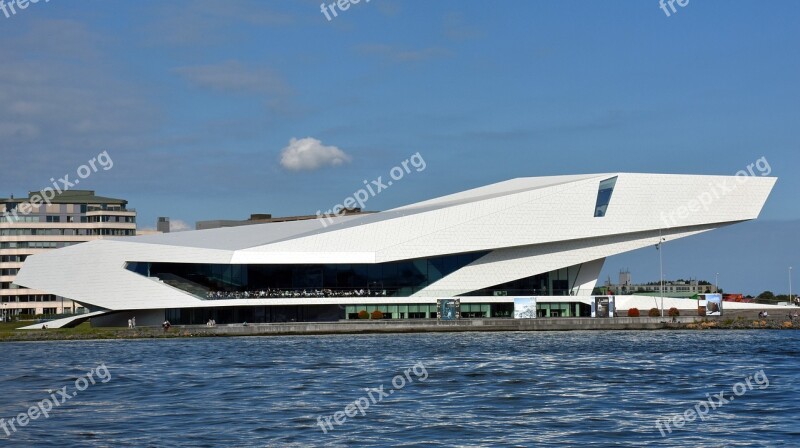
[592,296,615,318]
[437,299,460,320]
[698,300,708,316]
[513,297,537,319]
[705,293,723,316]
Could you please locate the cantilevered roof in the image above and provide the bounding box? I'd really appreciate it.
[119,174,609,251]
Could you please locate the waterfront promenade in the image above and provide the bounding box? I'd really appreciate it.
[1,314,797,342]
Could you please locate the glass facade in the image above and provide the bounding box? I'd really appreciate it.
[342,303,512,320]
[594,176,618,217]
[130,255,586,298]
[163,303,517,324]
[133,252,580,299]
[344,304,436,320]
[134,256,590,323]
[536,302,591,317]
[165,305,342,325]
[461,267,575,296]
[131,251,489,297]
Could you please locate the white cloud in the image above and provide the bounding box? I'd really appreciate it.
[279,137,352,171]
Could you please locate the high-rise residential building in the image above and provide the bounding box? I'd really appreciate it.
[0,190,136,320]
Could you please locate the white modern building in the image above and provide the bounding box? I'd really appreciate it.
[13,173,778,327]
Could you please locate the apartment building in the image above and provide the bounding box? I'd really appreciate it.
[0,190,136,320]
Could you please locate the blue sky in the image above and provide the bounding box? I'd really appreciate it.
[0,0,797,295]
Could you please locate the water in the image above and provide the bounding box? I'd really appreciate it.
[1,331,798,447]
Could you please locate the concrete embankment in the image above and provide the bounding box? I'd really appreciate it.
[178,316,797,336]
[197,317,702,336]
[2,316,797,342]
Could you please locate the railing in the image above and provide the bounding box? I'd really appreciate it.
[147,273,579,301]
[154,273,210,297]
[200,287,575,300]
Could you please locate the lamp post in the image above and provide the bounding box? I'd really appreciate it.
[790,266,793,306]
[656,230,666,318]
[715,272,719,293]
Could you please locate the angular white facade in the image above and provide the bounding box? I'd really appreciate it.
[13,173,776,325]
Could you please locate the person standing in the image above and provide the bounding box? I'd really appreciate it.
[128,319,132,329]
[132,316,136,328]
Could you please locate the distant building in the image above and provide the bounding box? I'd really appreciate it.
[609,277,719,297]
[157,217,170,233]
[619,269,632,287]
[0,190,136,319]
[196,209,373,230]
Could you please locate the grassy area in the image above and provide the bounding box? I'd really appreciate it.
[0,322,134,342]
[0,321,30,334]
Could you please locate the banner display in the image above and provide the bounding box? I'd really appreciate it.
[698,300,708,316]
[513,297,537,319]
[705,293,723,316]
[591,296,615,318]
[437,299,460,320]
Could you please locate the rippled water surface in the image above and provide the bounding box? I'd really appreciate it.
[1,331,799,447]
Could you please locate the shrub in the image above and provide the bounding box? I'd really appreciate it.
[371,310,384,320]
[357,310,369,319]
[627,308,640,317]
[697,307,706,317]
[648,308,660,317]
[668,307,680,317]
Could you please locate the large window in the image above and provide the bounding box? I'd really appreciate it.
[128,255,593,298]
[594,176,618,217]
[133,252,489,298]
[0,242,68,249]
[460,268,575,297]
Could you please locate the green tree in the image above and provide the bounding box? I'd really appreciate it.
[756,291,776,303]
